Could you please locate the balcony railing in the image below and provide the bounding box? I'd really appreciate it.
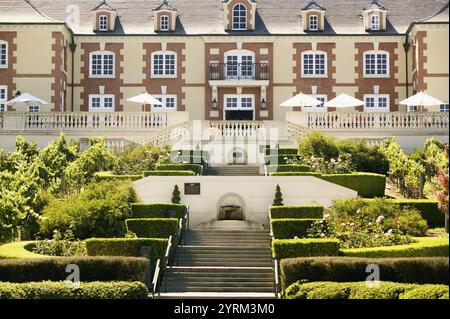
[209,63,269,81]
[209,121,264,138]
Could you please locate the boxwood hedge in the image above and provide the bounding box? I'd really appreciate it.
[0,257,149,283]
[156,164,203,175]
[272,239,340,260]
[265,148,299,156]
[0,281,149,299]
[319,173,386,198]
[265,155,302,165]
[271,219,318,239]
[284,281,449,300]
[131,203,187,219]
[270,205,324,219]
[269,172,322,177]
[126,218,179,239]
[265,165,312,175]
[393,199,443,228]
[93,171,143,182]
[143,170,196,176]
[280,257,449,289]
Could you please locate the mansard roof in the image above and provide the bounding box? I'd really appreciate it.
[92,0,116,11]
[1,0,448,35]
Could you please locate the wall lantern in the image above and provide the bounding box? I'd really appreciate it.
[212,98,218,109]
[261,98,267,109]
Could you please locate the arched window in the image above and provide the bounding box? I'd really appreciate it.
[309,15,319,31]
[151,50,177,77]
[364,50,389,77]
[0,40,8,68]
[232,4,247,30]
[160,15,170,31]
[301,50,327,77]
[89,51,115,77]
[99,15,109,31]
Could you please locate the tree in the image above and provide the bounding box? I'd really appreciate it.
[273,184,284,206]
[435,145,449,233]
[171,185,181,204]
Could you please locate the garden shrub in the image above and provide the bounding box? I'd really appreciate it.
[393,199,444,228]
[265,165,312,174]
[0,281,148,299]
[156,164,203,175]
[342,237,449,258]
[269,172,322,177]
[265,155,302,165]
[0,257,149,283]
[271,219,318,239]
[298,131,340,161]
[125,218,179,239]
[131,203,187,219]
[113,144,171,175]
[170,150,210,166]
[272,238,340,259]
[93,171,143,182]
[284,281,449,300]
[39,180,137,239]
[280,257,449,289]
[143,170,196,176]
[265,148,298,156]
[320,173,386,198]
[270,205,324,219]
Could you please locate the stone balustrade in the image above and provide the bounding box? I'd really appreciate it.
[209,121,264,138]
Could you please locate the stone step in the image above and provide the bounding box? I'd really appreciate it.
[155,292,276,299]
[169,266,274,273]
[161,286,274,293]
[166,273,274,279]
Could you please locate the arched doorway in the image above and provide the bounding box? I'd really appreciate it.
[228,147,247,165]
[217,193,245,221]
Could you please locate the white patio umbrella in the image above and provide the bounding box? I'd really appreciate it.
[400,92,443,111]
[7,93,48,105]
[126,91,163,112]
[280,92,323,108]
[324,93,364,108]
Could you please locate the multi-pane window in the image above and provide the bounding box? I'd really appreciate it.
[224,95,255,110]
[232,4,247,30]
[89,95,115,112]
[371,15,380,31]
[364,95,389,112]
[152,95,177,112]
[225,53,254,79]
[90,52,115,77]
[0,86,7,112]
[99,15,109,31]
[160,15,169,31]
[0,41,7,68]
[440,104,449,112]
[302,51,327,76]
[309,15,318,31]
[152,52,177,77]
[303,95,327,112]
[364,51,389,76]
[28,105,40,112]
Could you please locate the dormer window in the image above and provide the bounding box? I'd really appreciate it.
[309,15,319,31]
[99,15,109,31]
[232,4,247,31]
[371,14,380,31]
[362,1,387,32]
[160,15,169,31]
[153,1,177,32]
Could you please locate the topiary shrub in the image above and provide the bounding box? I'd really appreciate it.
[156,164,203,175]
[271,219,318,239]
[171,185,181,204]
[270,205,324,219]
[273,185,284,206]
[320,173,386,198]
[143,170,196,176]
[131,203,187,219]
[272,238,340,260]
[125,218,179,239]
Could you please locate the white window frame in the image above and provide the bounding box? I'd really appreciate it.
[301,50,328,77]
[89,51,115,78]
[439,104,449,112]
[303,95,327,112]
[363,94,390,112]
[224,94,255,111]
[309,15,319,31]
[232,4,247,31]
[370,14,380,31]
[364,50,390,77]
[89,94,115,112]
[151,51,177,78]
[152,95,177,112]
[160,15,170,31]
[0,85,7,112]
[0,40,8,69]
[27,105,40,113]
[99,15,109,32]
[224,49,255,80]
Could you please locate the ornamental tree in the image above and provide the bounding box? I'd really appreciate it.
[273,184,284,206]
[435,145,449,233]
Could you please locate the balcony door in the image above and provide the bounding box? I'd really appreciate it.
[224,94,255,121]
[224,50,255,80]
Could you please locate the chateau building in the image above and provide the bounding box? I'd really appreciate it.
[0,0,448,121]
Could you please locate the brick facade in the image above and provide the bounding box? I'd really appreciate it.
[0,31,17,111]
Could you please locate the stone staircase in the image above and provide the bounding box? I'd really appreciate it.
[205,165,262,176]
[159,225,275,298]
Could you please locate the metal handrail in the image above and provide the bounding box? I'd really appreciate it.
[151,259,161,298]
[269,230,280,298]
[209,62,269,81]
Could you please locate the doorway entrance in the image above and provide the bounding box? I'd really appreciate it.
[217,193,245,221]
[224,94,255,121]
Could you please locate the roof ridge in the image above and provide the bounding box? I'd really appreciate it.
[92,0,116,12]
[24,0,59,22]
[419,2,449,22]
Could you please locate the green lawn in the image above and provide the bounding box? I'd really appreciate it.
[0,241,49,259]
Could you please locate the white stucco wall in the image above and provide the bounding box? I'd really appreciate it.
[133,176,357,229]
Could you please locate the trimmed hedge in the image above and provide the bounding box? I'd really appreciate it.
[394,199,443,228]
[265,155,302,165]
[342,237,449,258]
[265,165,312,174]
[93,171,143,182]
[280,257,449,289]
[269,172,322,177]
[272,239,340,259]
[156,164,203,175]
[85,238,167,271]
[320,173,386,198]
[131,203,187,219]
[265,148,298,156]
[143,170,196,176]
[284,281,449,300]
[271,219,318,239]
[126,218,179,239]
[0,257,149,283]
[270,205,324,219]
[0,281,149,299]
